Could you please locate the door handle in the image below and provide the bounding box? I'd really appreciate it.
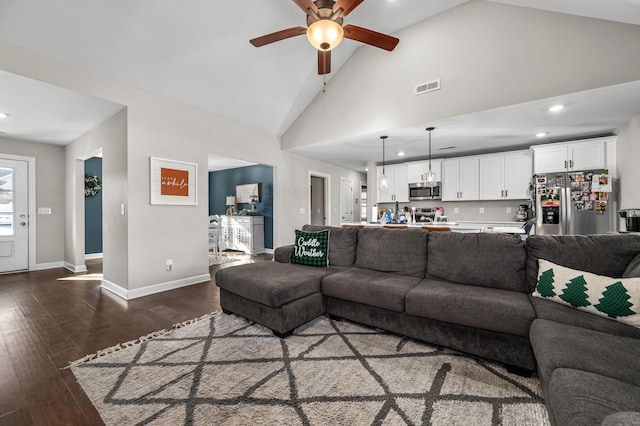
[564,160,568,169]
[569,160,573,168]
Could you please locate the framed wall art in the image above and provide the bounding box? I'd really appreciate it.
[150,157,198,205]
[235,183,260,204]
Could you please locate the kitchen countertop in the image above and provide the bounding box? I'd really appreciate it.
[342,220,527,234]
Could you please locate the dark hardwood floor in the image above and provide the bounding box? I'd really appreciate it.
[0,253,271,425]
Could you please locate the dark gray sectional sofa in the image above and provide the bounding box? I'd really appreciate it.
[215,225,640,425]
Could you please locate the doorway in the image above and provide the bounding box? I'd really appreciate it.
[340,177,353,224]
[0,157,30,273]
[310,176,326,226]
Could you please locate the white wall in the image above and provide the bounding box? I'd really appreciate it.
[0,40,364,296]
[617,113,640,210]
[0,137,64,266]
[65,109,128,285]
[283,1,640,149]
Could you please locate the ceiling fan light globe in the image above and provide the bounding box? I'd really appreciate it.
[307,19,344,51]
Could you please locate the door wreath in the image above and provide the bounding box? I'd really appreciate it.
[85,173,102,197]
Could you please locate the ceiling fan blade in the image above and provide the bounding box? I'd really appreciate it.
[333,0,364,17]
[343,24,399,51]
[318,50,331,75]
[292,0,318,15]
[250,26,307,47]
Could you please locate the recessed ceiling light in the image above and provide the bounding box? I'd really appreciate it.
[0,113,9,119]
[397,151,405,156]
[549,104,564,113]
[536,132,549,138]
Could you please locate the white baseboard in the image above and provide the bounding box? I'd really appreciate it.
[101,279,128,299]
[64,262,87,273]
[35,261,65,271]
[101,273,212,300]
[264,248,274,255]
[85,252,103,260]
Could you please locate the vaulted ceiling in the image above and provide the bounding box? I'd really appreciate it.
[0,0,639,171]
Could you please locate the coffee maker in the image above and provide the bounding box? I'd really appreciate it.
[516,204,530,222]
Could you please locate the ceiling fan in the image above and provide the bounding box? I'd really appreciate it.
[250,0,400,75]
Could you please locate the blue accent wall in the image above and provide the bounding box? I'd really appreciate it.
[84,157,102,254]
[209,165,273,249]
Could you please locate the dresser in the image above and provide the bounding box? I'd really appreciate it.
[219,215,265,255]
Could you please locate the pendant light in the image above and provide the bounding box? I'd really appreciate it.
[423,127,436,187]
[380,136,388,189]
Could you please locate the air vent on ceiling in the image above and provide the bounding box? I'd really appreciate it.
[415,79,441,95]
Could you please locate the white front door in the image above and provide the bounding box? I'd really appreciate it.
[0,158,29,273]
[340,178,353,223]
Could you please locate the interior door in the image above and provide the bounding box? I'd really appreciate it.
[310,176,325,226]
[0,158,29,273]
[340,178,353,223]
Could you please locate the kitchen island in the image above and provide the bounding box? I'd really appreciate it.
[342,220,528,234]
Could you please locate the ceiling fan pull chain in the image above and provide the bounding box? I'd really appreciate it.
[323,75,327,93]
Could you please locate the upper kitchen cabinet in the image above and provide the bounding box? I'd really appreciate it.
[479,151,532,200]
[442,157,479,201]
[377,164,409,203]
[407,160,442,184]
[532,137,615,174]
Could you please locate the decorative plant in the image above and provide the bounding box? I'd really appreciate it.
[85,173,102,197]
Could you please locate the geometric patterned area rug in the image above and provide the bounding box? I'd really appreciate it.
[70,314,550,425]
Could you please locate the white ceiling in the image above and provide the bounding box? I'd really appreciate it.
[0,0,639,171]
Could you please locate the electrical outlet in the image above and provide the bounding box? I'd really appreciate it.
[299,208,305,214]
[479,207,485,214]
[454,207,459,214]
[507,207,512,214]
[166,259,173,272]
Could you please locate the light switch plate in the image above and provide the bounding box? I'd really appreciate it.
[479,207,485,214]
[507,207,512,214]
[38,207,52,214]
[299,208,305,214]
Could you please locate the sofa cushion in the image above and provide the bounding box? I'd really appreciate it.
[426,232,529,292]
[405,278,535,337]
[291,229,329,267]
[529,319,640,389]
[624,253,640,278]
[302,225,359,268]
[215,262,341,308]
[601,411,640,426]
[529,296,640,339]
[355,227,428,278]
[322,267,421,313]
[526,234,640,290]
[547,368,640,426]
[533,259,640,329]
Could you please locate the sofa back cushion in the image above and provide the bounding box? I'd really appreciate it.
[302,225,359,268]
[526,234,640,290]
[427,232,529,292]
[355,227,428,278]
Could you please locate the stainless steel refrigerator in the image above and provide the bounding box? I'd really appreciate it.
[533,170,617,235]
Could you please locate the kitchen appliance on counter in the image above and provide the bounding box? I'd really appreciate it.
[533,170,616,235]
[413,208,437,223]
[619,209,640,232]
[409,182,441,201]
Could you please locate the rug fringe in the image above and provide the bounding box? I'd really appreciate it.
[64,311,222,369]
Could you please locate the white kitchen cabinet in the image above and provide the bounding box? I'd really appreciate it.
[442,157,479,201]
[377,164,408,202]
[479,151,532,200]
[407,160,442,184]
[532,138,608,174]
[220,215,265,255]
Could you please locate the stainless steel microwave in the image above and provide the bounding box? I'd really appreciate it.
[409,182,442,200]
